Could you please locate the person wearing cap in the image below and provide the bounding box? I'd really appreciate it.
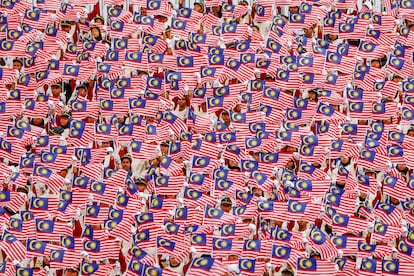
[120,154,133,174]
[136,177,148,193]
[94,15,105,25]
[60,20,78,42]
[29,117,47,130]
[190,3,205,32]
[16,185,29,195]
[50,82,63,100]
[121,153,145,180]
[160,141,170,156]
[280,267,295,276]
[60,20,76,42]
[50,82,73,105]
[193,2,205,13]
[12,58,23,72]
[49,111,71,137]
[60,21,73,32]
[68,83,90,105]
[220,197,233,213]
[135,177,150,210]
[76,82,89,99]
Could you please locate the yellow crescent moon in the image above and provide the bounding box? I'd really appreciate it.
[384,260,396,272]
[360,243,371,251]
[193,258,207,268]
[375,223,385,233]
[233,206,242,216]
[332,236,343,246]
[190,174,201,183]
[290,201,299,212]
[98,124,108,133]
[214,239,224,249]
[119,125,131,135]
[273,246,284,258]
[149,53,158,62]
[362,259,374,270]
[2,40,11,50]
[109,209,120,219]
[205,206,215,218]
[86,240,98,251]
[253,170,263,180]
[148,0,160,9]
[51,250,61,260]
[158,238,171,247]
[166,222,178,233]
[217,179,230,190]
[258,201,270,211]
[300,258,314,269]
[398,241,409,253]
[28,239,37,251]
[245,240,256,250]
[403,81,414,91]
[130,246,141,257]
[227,59,238,68]
[149,77,160,87]
[340,23,350,32]
[129,259,142,272]
[32,198,41,208]
[223,24,233,33]
[222,224,233,235]
[82,263,95,274]
[276,229,287,240]
[142,16,152,24]
[240,259,252,270]
[173,19,183,29]
[268,39,281,51]
[194,157,204,167]
[98,63,109,71]
[311,230,322,242]
[403,108,413,119]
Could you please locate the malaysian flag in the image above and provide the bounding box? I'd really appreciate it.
[0,230,26,261]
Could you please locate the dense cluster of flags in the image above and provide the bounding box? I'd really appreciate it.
[0,0,414,275]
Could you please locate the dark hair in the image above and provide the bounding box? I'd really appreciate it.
[281,269,294,276]
[348,39,360,46]
[380,55,388,67]
[340,156,351,166]
[30,117,45,128]
[13,58,23,65]
[90,26,102,41]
